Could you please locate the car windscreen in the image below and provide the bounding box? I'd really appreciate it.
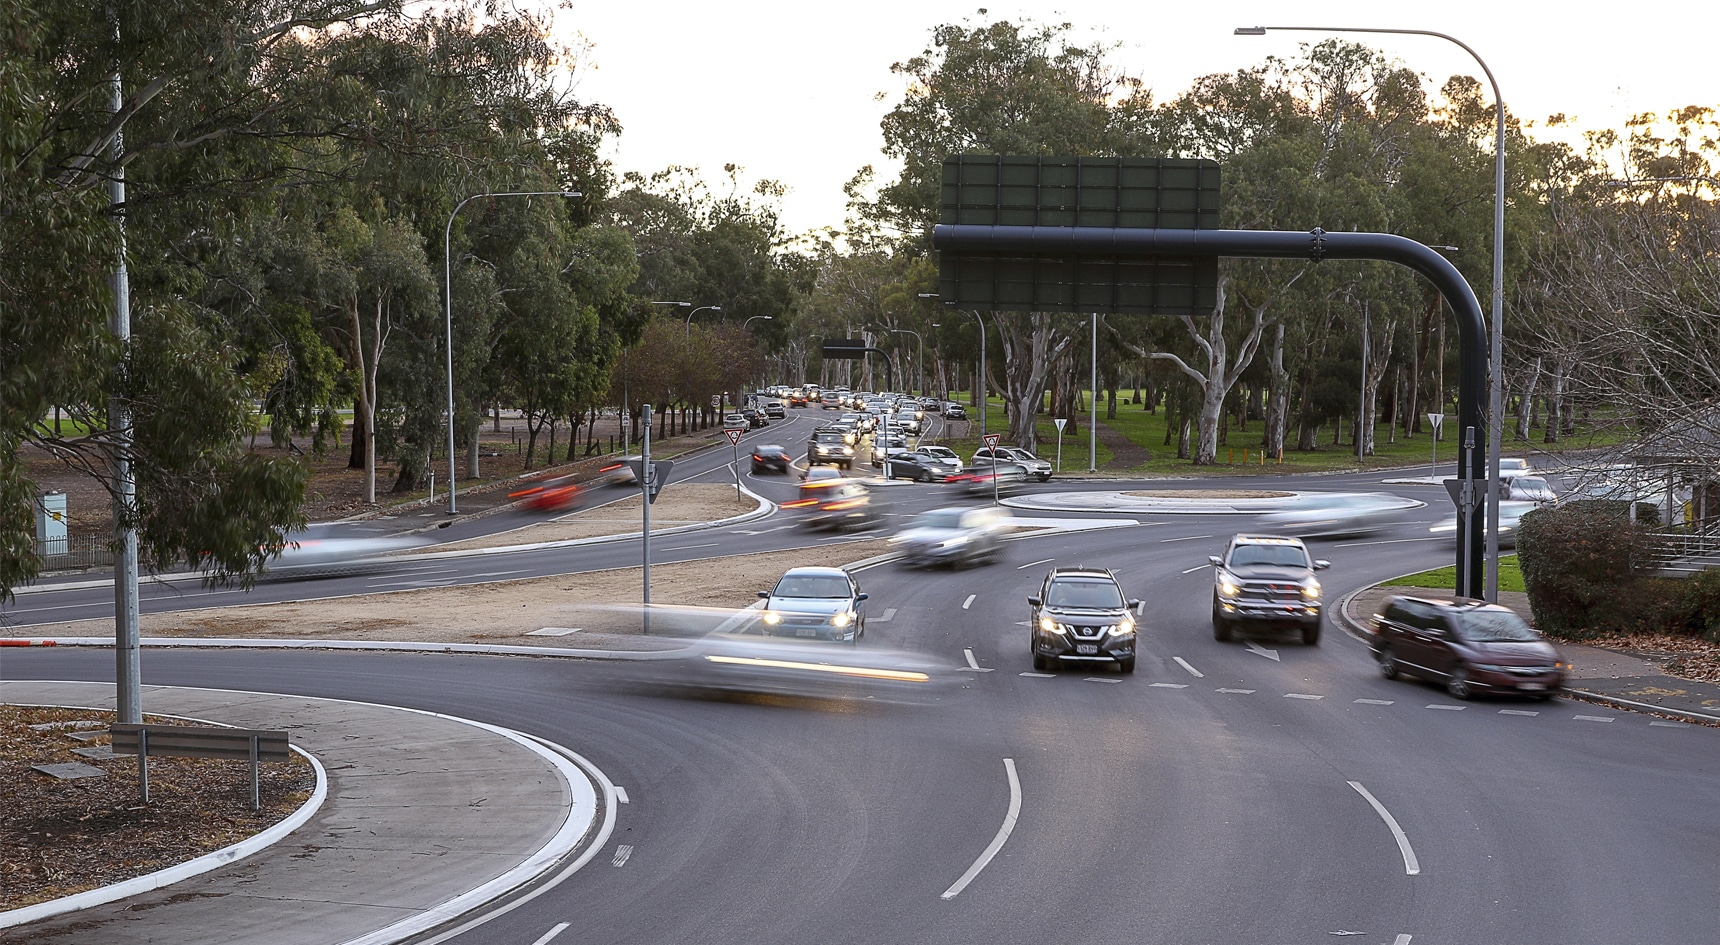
[1044,579,1124,609]
[772,574,853,599]
[814,433,846,443]
[1455,609,1540,642]
[1228,544,1310,568]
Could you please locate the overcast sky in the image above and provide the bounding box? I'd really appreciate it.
[550,1,1719,236]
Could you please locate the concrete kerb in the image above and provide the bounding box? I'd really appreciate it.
[0,702,330,930]
[1332,579,1720,726]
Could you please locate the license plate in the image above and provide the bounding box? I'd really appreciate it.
[796,628,817,638]
[1519,682,1545,690]
[1076,644,1098,655]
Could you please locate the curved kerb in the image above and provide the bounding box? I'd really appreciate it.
[931,223,1488,597]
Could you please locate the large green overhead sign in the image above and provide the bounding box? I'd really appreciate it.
[936,155,1222,316]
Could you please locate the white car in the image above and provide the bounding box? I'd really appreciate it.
[722,414,748,432]
[1497,458,1534,480]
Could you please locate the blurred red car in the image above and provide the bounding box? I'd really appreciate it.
[509,474,583,512]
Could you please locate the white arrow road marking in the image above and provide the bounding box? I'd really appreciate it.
[962,594,976,610]
[611,844,633,867]
[1393,936,1413,945]
[614,786,629,804]
[1244,640,1280,661]
[1172,657,1204,677]
[529,922,571,945]
[941,758,1021,899]
[874,608,897,622]
[962,648,993,672]
[1348,781,1421,876]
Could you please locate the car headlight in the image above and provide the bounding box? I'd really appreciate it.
[762,611,782,625]
[1302,580,1321,599]
[1038,616,1060,633]
[830,611,853,627]
[842,446,853,454]
[1217,571,1240,597]
[1109,619,1135,637]
[844,434,856,444]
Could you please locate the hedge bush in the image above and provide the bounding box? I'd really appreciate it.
[1515,502,1684,638]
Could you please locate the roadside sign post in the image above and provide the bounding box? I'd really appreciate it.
[984,432,1002,505]
[640,403,652,635]
[1053,418,1067,473]
[1427,412,1445,482]
[725,427,744,501]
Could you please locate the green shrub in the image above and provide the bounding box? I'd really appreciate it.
[1516,502,1672,639]
[1678,568,1720,642]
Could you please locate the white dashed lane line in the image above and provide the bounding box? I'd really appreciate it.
[962,594,976,610]
[1354,698,1395,705]
[1216,688,1256,694]
[1574,715,1615,723]
[1499,709,1539,717]
[1085,677,1122,684]
[1159,535,1211,542]
[1149,682,1188,689]
[611,845,633,868]
[1426,704,1466,711]
[1284,693,1323,700]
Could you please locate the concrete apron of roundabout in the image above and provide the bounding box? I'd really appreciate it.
[0,680,612,945]
[1001,487,1424,515]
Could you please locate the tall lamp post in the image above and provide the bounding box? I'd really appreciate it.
[684,305,722,332]
[921,294,986,444]
[891,329,923,396]
[1239,25,1505,601]
[743,315,774,330]
[444,189,580,514]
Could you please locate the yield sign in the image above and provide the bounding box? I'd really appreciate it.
[983,433,1001,450]
[725,428,744,447]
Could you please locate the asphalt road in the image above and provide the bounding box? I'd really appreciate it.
[8,447,1719,943]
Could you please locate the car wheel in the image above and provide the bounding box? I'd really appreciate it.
[1118,656,1135,674]
[1212,605,1233,642]
[1032,652,1051,672]
[1377,646,1400,679]
[1302,622,1321,646]
[1447,666,1474,700]
[1039,474,1052,482]
[917,469,931,482]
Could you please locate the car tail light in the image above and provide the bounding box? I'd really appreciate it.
[751,453,763,461]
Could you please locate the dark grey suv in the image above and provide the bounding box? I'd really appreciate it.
[1028,567,1140,673]
[1209,534,1328,645]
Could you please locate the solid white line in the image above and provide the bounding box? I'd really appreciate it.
[1158,534,1211,542]
[962,594,976,610]
[614,785,630,804]
[363,579,455,589]
[530,923,571,945]
[1180,564,1210,574]
[660,542,720,552]
[941,758,1022,900]
[1348,781,1421,876]
[1172,657,1204,678]
[1016,557,1056,570]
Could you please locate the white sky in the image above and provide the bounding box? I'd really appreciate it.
[551,0,1720,236]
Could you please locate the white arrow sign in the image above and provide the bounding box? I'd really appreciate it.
[1244,640,1281,662]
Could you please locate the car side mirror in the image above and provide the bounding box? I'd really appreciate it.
[757,591,770,598]
[1128,599,1142,610]
[1314,560,1331,570]
[1207,555,1223,567]
[856,592,869,601]
[1027,596,1041,607]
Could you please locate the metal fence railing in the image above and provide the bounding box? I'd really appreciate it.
[36,534,114,571]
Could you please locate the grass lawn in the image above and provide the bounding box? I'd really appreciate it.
[930,397,1116,472]
[1382,554,1525,593]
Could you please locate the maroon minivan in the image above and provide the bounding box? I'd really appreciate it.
[1369,596,1568,700]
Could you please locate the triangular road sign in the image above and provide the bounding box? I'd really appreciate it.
[983,433,1001,450]
[725,428,744,447]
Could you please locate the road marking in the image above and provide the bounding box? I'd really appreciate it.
[1498,709,1539,717]
[1574,714,1615,723]
[1284,693,1323,700]
[1016,557,1056,570]
[1085,677,1121,684]
[1393,935,1413,945]
[1216,688,1256,694]
[467,569,531,579]
[1019,672,1055,678]
[1244,641,1281,661]
[1180,564,1210,574]
[734,524,794,536]
[1651,720,1688,728]
[1159,535,1212,542]
[1334,536,1445,547]
[364,579,455,589]
[1150,682,1189,689]
[1354,698,1395,705]
[962,648,993,672]
[529,922,571,945]
[614,786,630,804]
[1348,781,1421,875]
[611,844,633,867]
[661,542,720,552]
[941,758,1021,900]
[1173,657,1204,678]
[526,627,582,636]
[962,594,976,610]
[1426,704,1466,711]
[874,608,897,622]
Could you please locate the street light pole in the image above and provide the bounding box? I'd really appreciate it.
[1238,24,1505,601]
[891,329,923,396]
[444,189,580,514]
[683,305,722,332]
[743,315,774,330]
[1089,313,1098,473]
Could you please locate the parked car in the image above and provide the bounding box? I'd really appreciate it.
[1209,534,1329,645]
[757,566,869,643]
[750,444,793,475]
[722,413,749,432]
[1028,566,1140,673]
[1369,595,1568,699]
[893,506,1012,568]
[972,446,1052,482]
[883,450,962,482]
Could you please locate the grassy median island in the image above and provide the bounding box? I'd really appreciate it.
[1382,555,1526,593]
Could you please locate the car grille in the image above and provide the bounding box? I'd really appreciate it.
[1239,581,1304,603]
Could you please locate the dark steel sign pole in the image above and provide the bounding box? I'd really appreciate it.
[934,223,1489,598]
